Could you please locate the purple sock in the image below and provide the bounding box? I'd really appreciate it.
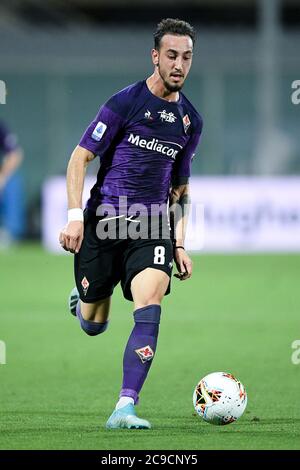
[119,304,161,404]
[76,302,108,336]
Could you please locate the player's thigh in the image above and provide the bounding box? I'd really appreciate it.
[131,267,170,309]
[122,237,173,306]
[74,210,123,303]
[80,296,111,322]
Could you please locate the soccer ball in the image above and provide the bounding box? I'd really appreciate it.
[193,372,247,425]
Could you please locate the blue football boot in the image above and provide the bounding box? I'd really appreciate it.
[106,403,151,430]
[68,287,79,317]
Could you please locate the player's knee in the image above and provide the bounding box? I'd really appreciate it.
[137,286,165,307]
[139,285,165,307]
[81,320,109,336]
[138,297,162,308]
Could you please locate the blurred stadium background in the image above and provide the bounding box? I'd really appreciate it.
[0,0,300,451]
[0,0,299,246]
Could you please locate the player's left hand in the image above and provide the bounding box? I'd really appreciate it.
[173,247,192,281]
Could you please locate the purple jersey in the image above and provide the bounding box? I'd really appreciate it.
[79,80,203,214]
[0,121,18,163]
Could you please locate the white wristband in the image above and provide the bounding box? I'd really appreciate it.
[68,208,83,223]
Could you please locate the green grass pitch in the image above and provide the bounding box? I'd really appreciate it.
[0,245,299,450]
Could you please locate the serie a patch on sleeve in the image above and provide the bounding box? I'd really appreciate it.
[92,121,107,141]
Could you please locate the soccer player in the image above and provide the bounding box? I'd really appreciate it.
[59,18,203,429]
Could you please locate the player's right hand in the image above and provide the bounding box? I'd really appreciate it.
[59,221,84,254]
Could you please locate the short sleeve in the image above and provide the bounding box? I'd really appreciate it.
[79,104,125,158]
[78,88,132,158]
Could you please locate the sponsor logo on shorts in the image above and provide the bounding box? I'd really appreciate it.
[92,121,107,141]
[81,276,89,296]
[135,345,154,363]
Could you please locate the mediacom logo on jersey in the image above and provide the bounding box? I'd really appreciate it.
[128,133,182,160]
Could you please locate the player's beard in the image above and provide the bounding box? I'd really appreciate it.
[158,64,184,93]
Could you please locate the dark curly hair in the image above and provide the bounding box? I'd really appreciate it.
[154,18,196,50]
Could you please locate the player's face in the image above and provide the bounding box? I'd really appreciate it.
[154,34,193,92]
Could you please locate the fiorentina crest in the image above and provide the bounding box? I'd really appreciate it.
[81,276,89,296]
[135,345,154,363]
[182,114,191,133]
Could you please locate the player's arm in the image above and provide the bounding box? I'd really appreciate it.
[169,183,193,281]
[59,90,130,253]
[59,145,95,254]
[169,115,203,280]
[0,148,23,191]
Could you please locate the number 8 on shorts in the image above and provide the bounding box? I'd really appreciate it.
[153,246,165,265]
